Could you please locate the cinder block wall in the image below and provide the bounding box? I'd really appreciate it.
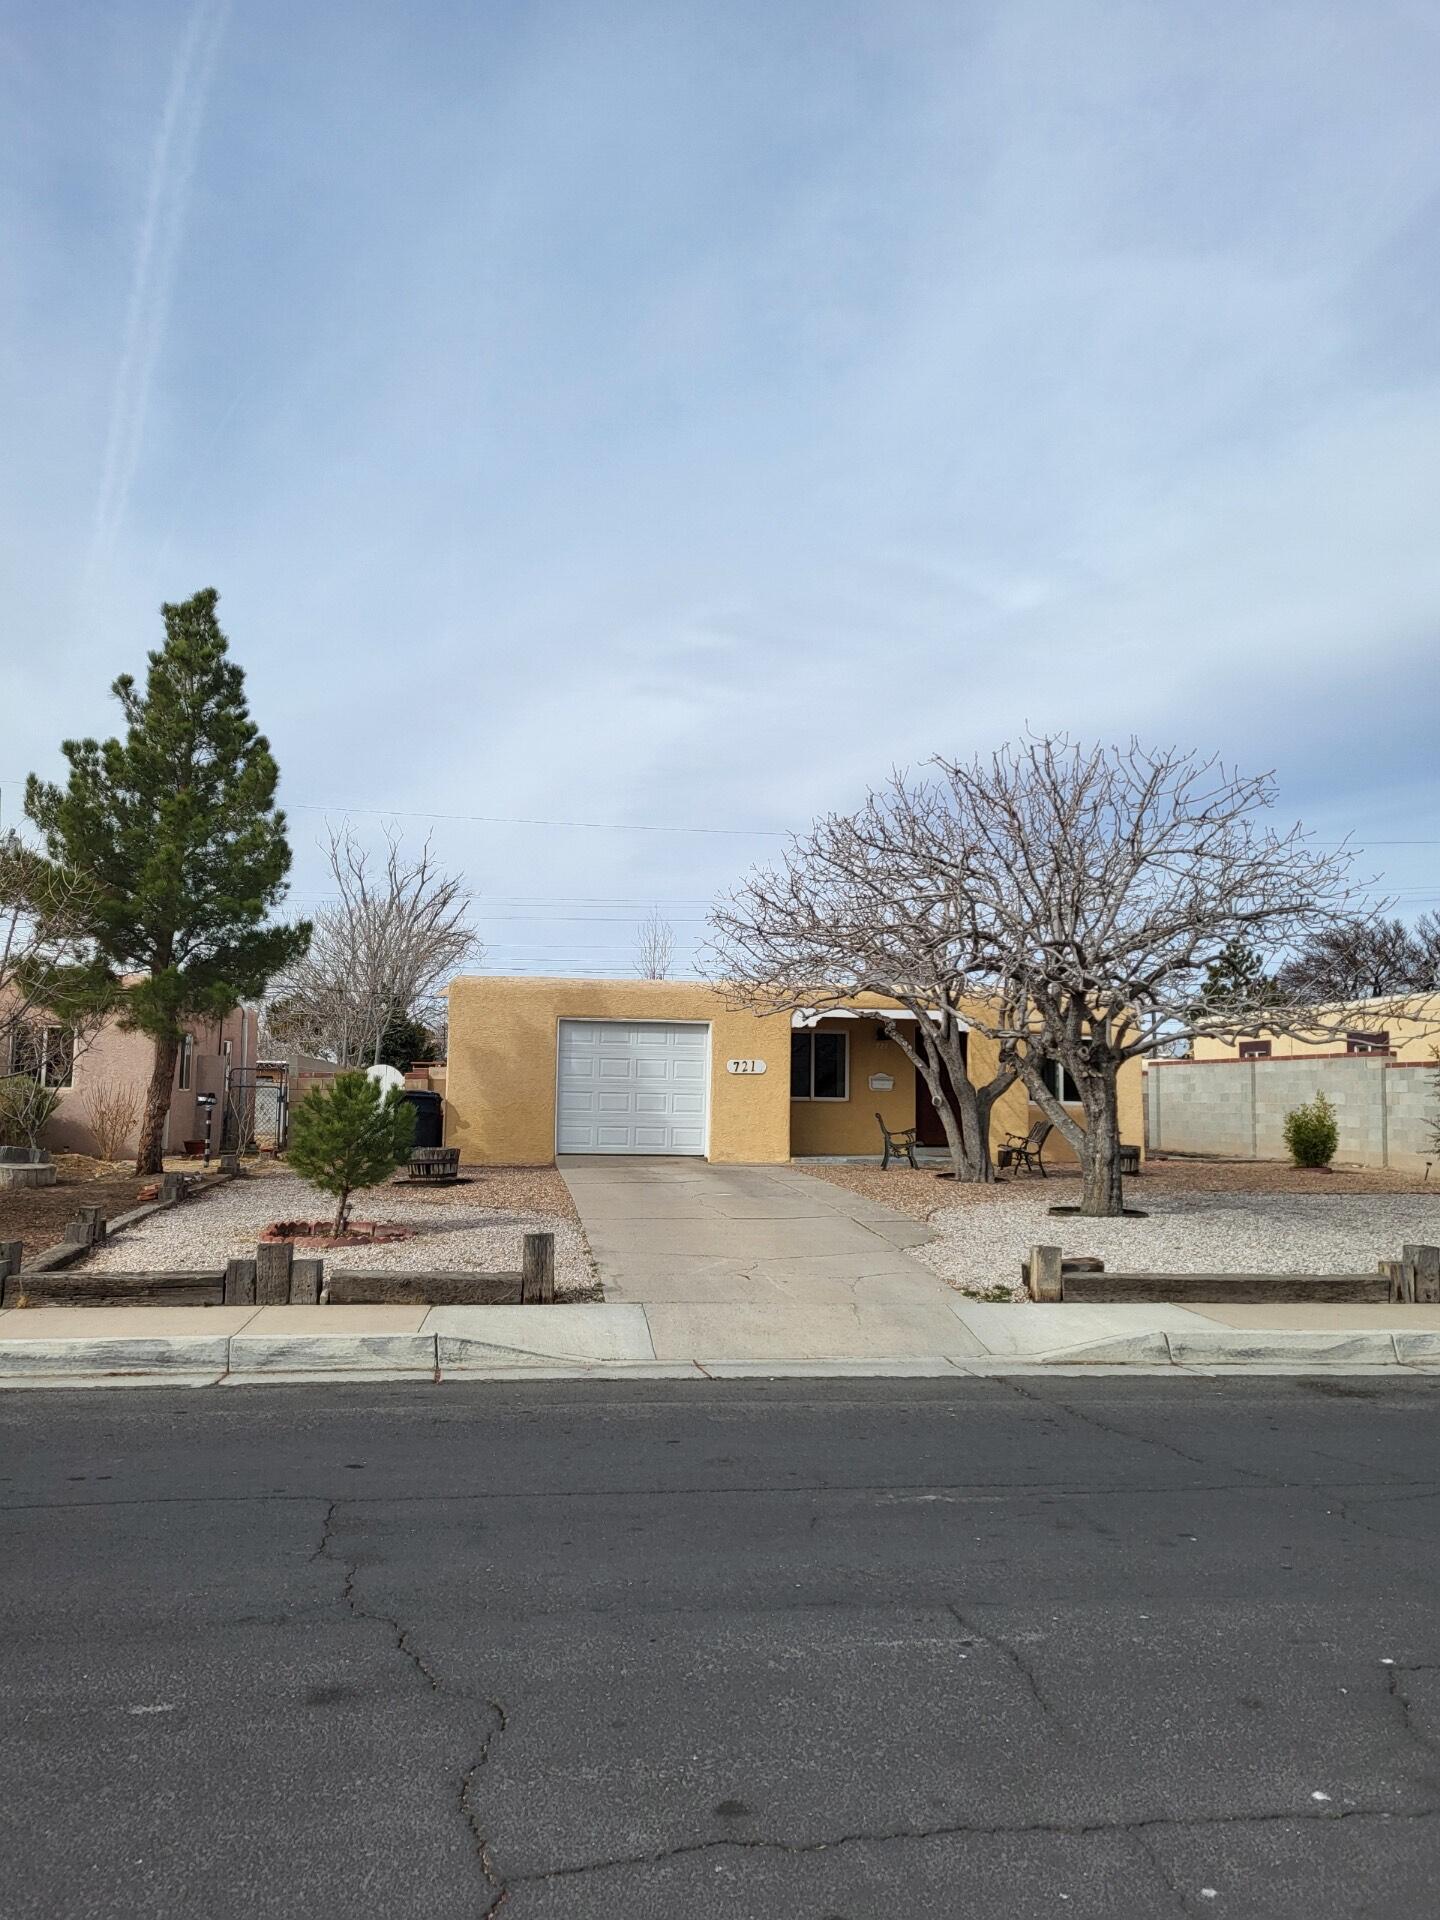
[1146,1057,1439,1173]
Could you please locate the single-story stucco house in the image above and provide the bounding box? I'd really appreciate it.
[444,975,1145,1168]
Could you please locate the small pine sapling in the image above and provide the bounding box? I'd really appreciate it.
[286,1072,416,1235]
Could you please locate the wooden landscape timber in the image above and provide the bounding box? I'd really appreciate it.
[0,1232,558,1311]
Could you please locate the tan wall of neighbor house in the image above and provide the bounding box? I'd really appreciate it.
[445,977,793,1165]
[1193,994,1440,1065]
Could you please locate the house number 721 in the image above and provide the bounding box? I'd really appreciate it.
[725,1059,767,1074]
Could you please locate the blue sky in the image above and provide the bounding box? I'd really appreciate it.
[3,0,1438,976]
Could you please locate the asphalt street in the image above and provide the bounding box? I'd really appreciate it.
[3,1376,1440,1919]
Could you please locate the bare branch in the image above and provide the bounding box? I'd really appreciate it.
[635,908,675,980]
[267,828,478,1066]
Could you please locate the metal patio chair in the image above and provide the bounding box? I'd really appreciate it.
[875,1112,919,1170]
[998,1119,1052,1176]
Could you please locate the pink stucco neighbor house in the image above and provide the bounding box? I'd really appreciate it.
[5,997,261,1161]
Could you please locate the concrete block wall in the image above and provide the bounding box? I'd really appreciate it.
[1146,1056,1440,1173]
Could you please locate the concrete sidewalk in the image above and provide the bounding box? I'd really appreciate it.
[5,1295,1440,1384]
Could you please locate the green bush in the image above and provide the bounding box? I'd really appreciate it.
[0,1075,62,1150]
[286,1072,416,1234]
[1284,1092,1339,1169]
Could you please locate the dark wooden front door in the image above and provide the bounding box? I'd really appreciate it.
[914,1034,967,1147]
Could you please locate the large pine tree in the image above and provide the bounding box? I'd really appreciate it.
[25,589,311,1172]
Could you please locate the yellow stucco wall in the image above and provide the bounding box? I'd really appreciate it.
[445,977,1106,1166]
[1193,996,1440,1065]
[444,977,794,1165]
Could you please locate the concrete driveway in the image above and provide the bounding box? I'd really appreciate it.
[558,1158,987,1362]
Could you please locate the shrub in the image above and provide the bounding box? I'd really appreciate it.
[0,1074,62,1150]
[286,1072,416,1234]
[1284,1092,1339,1168]
[83,1079,142,1162]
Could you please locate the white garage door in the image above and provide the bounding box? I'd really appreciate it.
[556,1020,709,1155]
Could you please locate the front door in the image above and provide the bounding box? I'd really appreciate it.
[914,1035,967,1148]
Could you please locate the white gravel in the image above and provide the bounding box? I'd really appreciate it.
[914,1189,1440,1299]
[83,1173,596,1292]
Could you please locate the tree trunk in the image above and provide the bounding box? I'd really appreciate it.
[1077,1069,1124,1217]
[944,1061,995,1182]
[333,1187,350,1236]
[135,1031,181,1175]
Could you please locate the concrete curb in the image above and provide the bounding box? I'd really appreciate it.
[3,1328,1440,1385]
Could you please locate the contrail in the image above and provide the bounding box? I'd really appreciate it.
[85,0,231,586]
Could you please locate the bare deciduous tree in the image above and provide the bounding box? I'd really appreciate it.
[706,795,1018,1182]
[928,737,1419,1215]
[1276,915,1439,1002]
[268,829,477,1066]
[635,908,676,980]
[713,738,1429,1216]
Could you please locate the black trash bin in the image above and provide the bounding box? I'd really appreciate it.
[398,1089,444,1150]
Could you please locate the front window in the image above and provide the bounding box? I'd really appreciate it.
[178,1034,194,1090]
[1238,1040,1271,1060]
[1346,1031,1390,1055]
[1038,1058,1081,1103]
[791,1030,849,1101]
[10,1023,74,1088]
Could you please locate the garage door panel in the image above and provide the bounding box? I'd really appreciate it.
[556,1021,710,1156]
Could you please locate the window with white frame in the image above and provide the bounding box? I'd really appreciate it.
[9,1023,74,1088]
[791,1029,849,1100]
[178,1033,195,1090]
[1038,1058,1081,1103]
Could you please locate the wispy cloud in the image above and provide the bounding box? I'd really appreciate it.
[85,0,230,588]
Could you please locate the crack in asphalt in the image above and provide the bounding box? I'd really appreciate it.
[1387,1663,1440,1765]
[462,1699,510,1918]
[313,1495,442,1689]
[990,1375,1281,1482]
[945,1601,1066,1732]
[315,1495,511,1909]
[1124,1826,1204,1917]
[498,1802,1440,1890]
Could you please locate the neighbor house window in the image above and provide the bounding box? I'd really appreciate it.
[1038,1059,1081,1103]
[791,1030,849,1100]
[1238,1040,1271,1060]
[1345,1031,1391,1055]
[10,1023,74,1088]
[178,1034,194,1090]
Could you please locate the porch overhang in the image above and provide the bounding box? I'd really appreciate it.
[789,1007,968,1031]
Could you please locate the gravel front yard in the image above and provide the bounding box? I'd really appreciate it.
[81,1168,597,1296]
[801,1155,1437,1223]
[911,1188,1440,1299]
